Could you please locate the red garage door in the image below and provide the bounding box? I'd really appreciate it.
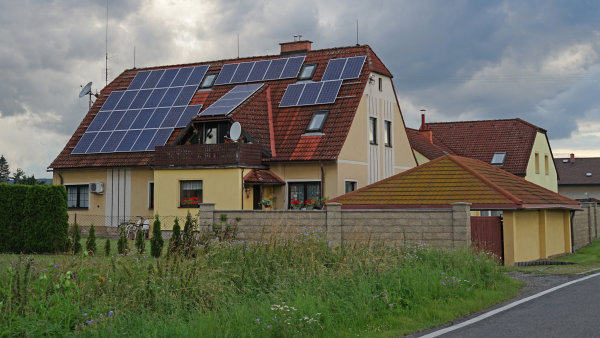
[471,216,503,260]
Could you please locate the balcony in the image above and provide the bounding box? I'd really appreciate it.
[152,143,264,167]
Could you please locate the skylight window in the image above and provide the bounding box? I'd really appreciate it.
[306,110,329,132]
[199,73,217,89]
[586,173,593,177]
[491,152,506,165]
[298,63,317,81]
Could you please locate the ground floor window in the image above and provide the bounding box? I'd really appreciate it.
[149,182,154,209]
[66,184,89,209]
[180,180,203,207]
[288,181,320,209]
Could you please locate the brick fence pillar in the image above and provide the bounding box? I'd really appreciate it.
[197,203,215,232]
[451,202,471,248]
[326,203,342,246]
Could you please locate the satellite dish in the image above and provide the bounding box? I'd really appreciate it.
[229,122,242,141]
[79,82,93,98]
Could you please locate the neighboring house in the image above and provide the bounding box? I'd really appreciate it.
[329,155,580,266]
[554,154,600,200]
[49,40,417,226]
[407,116,559,192]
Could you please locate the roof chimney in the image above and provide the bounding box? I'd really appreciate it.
[570,153,575,164]
[418,112,433,143]
[280,38,312,56]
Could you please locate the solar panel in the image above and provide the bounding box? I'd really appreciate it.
[100,111,124,131]
[131,108,155,129]
[321,58,346,81]
[141,70,165,89]
[100,91,125,111]
[173,86,197,106]
[297,82,323,106]
[176,105,202,127]
[160,106,185,128]
[214,63,238,85]
[246,60,270,82]
[129,89,152,109]
[315,80,342,104]
[145,107,169,128]
[186,66,209,86]
[127,71,150,90]
[264,58,287,80]
[143,88,168,108]
[114,90,138,110]
[115,129,142,152]
[147,128,173,151]
[280,56,305,78]
[278,83,304,107]
[115,109,139,130]
[86,131,111,153]
[171,67,194,86]
[72,132,97,154]
[86,111,111,132]
[231,62,254,83]
[158,87,182,107]
[131,129,158,152]
[200,83,263,116]
[101,130,127,153]
[156,68,179,88]
[340,56,366,79]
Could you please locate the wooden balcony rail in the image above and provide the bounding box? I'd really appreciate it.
[151,143,264,167]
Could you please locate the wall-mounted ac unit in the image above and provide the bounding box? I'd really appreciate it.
[89,182,104,194]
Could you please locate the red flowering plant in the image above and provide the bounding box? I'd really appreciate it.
[290,199,301,209]
[304,199,315,208]
[181,196,202,206]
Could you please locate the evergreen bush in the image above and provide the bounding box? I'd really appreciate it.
[71,223,81,254]
[104,238,111,256]
[86,224,97,255]
[117,225,128,255]
[135,228,145,254]
[168,217,181,255]
[150,215,163,258]
[181,211,196,256]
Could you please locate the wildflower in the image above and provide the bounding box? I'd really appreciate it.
[83,313,87,317]
[267,325,272,329]
[108,310,114,316]
[255,318,260,324]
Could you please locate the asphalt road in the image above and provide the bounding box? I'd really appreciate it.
[423,273,600,337]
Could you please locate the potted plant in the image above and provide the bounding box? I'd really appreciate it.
[304,199,315,210]
[258,199,271,209]
[290,198,301,210]
[182,197,202,207]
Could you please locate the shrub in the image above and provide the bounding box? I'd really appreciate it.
[104,238,111,256]
[86,224,97,255]
[150,215,163,258]
[117,225,128,255]
[71,223,81,254]
[182,211,197,257]
[168,217,181,255]
[135,228,145,254]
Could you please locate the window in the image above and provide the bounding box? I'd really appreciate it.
[544,155,549,175]
[199,122,229,144]
[369,117,377,145]
[378,78,382,91]
[199,73,217,89]
[288,182,320,209]
[149,182,154,209]
[491,152,506,165]
[306,110,328,132]
[298,63,317,80]
[66,185,89,209]
[180,180,203,207]
[345,181,357,194]
[535,153,540,174]
[384,120,392,147]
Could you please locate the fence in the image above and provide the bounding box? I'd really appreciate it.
[572,202,600,250]
[69,213,179,239]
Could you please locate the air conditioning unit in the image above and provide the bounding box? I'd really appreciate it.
[89,182,104,194]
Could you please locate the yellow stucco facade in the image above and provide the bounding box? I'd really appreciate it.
[524,132,558,192]
[503,209,571,266]
[412,150,430,166]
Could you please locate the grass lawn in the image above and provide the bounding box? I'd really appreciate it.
[0,234,520,337]
[509,239,600,275]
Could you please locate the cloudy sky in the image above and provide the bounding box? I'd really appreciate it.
[1,0,599,178]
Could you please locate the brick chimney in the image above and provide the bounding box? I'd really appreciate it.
[419,113,433,143]
[570,153,575,164]
[280,40,312,55]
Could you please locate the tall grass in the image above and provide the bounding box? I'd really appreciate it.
[0,233,519,337]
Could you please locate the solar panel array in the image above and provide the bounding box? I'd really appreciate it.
[321,56,367,81]
[279,80,343,107]
[214,56,305,86]
[72,65,208,154]
[200,83,264,116]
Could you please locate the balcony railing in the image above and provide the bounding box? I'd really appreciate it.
[152,143,264,167]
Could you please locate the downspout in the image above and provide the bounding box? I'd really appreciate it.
[570,210,575,253]
[266,86,277,157]
[58,172,64,185]
[320,161,324,200]
[241,168,245,210]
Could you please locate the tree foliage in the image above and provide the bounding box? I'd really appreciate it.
[86,224,97,255]
[150,215,163,258]
[135,228,145,254]
[0,155,9,183]
[168,217,181,255]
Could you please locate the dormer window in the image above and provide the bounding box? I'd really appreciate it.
[199,73,218,89]
[306,110,328,132]
[491,152,506,165]
[586,173,593,177]
[298,63,317,81]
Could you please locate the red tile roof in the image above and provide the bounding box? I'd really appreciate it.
[243,169,285,185]
[415,118,548,177]
[554,157,600,185]
[329,155,579,210]
[406,128,454,159]
[50,44,390,169]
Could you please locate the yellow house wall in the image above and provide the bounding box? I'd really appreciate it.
[513,211,541,263]
[546,210,568,256]
[413,150,430,166]
[53,169,107,216]
[269,163,337,208]
[153,168,243,224]
[131,168,154,216]
[524,132,558,192]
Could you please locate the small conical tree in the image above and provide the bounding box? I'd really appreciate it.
[150,215,164,258]
[86,224,97,255]
[72,223,82,254]
[182,211,195,256]
[117,225,128,255]
[104,238,111,256]
[168,217,181,255]
[135,228,145,254]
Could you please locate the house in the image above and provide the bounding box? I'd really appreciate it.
[554,154,600,200]
[328,155,580,266]
[407,116,559,192]
[48,40,417,226]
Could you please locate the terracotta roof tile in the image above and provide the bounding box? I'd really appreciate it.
[243,169,285,185]
[406,128,454,159]
[554,157,600,185]
[329,155,579,210]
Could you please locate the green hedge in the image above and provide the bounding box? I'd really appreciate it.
[0,184,69,253]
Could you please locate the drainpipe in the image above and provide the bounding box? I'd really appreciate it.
[58,172,64,185]
[241,168,245,210]
[320,161,325,200]
[570,210,575,253]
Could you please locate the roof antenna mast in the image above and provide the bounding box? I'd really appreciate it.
[105,0,109,86]
[356,19,359,46]
[237,33,240,58]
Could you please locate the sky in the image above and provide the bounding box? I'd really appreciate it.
[0,0,599,178]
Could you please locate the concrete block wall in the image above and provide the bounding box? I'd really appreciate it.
[572,202,599,250]
[197,202,472,248]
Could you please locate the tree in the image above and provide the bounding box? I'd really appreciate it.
[135,228,145,254]
[150,215,164,258]
[0,155,9,183]
[168,217,181,255]
[71,223,81,254]
[117,225,128,255]
[86,224,97,255]
[104,238,111,256]
[11,168,24,184]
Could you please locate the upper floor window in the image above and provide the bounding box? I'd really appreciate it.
[535,153,540,174]
[298,63,317,81]
[544,154,549,175]
[384,120,392,147]
[199,73,218,89]
[491,152,506,165]
[369,117,377,145]
[378,78,383,91]
[345,181,357,194]
[306,110,329,133]
[180,180,203,207]
[199,122,230,144]
[66,184,89,209]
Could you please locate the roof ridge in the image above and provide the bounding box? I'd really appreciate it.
[447,156,524,205]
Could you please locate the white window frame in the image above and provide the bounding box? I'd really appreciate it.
[65,183,90,209]
[344,179,358,194]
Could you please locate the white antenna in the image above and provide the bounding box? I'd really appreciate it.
[237,33,240,58]
[105,0,109,85]
[133,45,136,68]
[229,122,242,142]
[356,19,359,46]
